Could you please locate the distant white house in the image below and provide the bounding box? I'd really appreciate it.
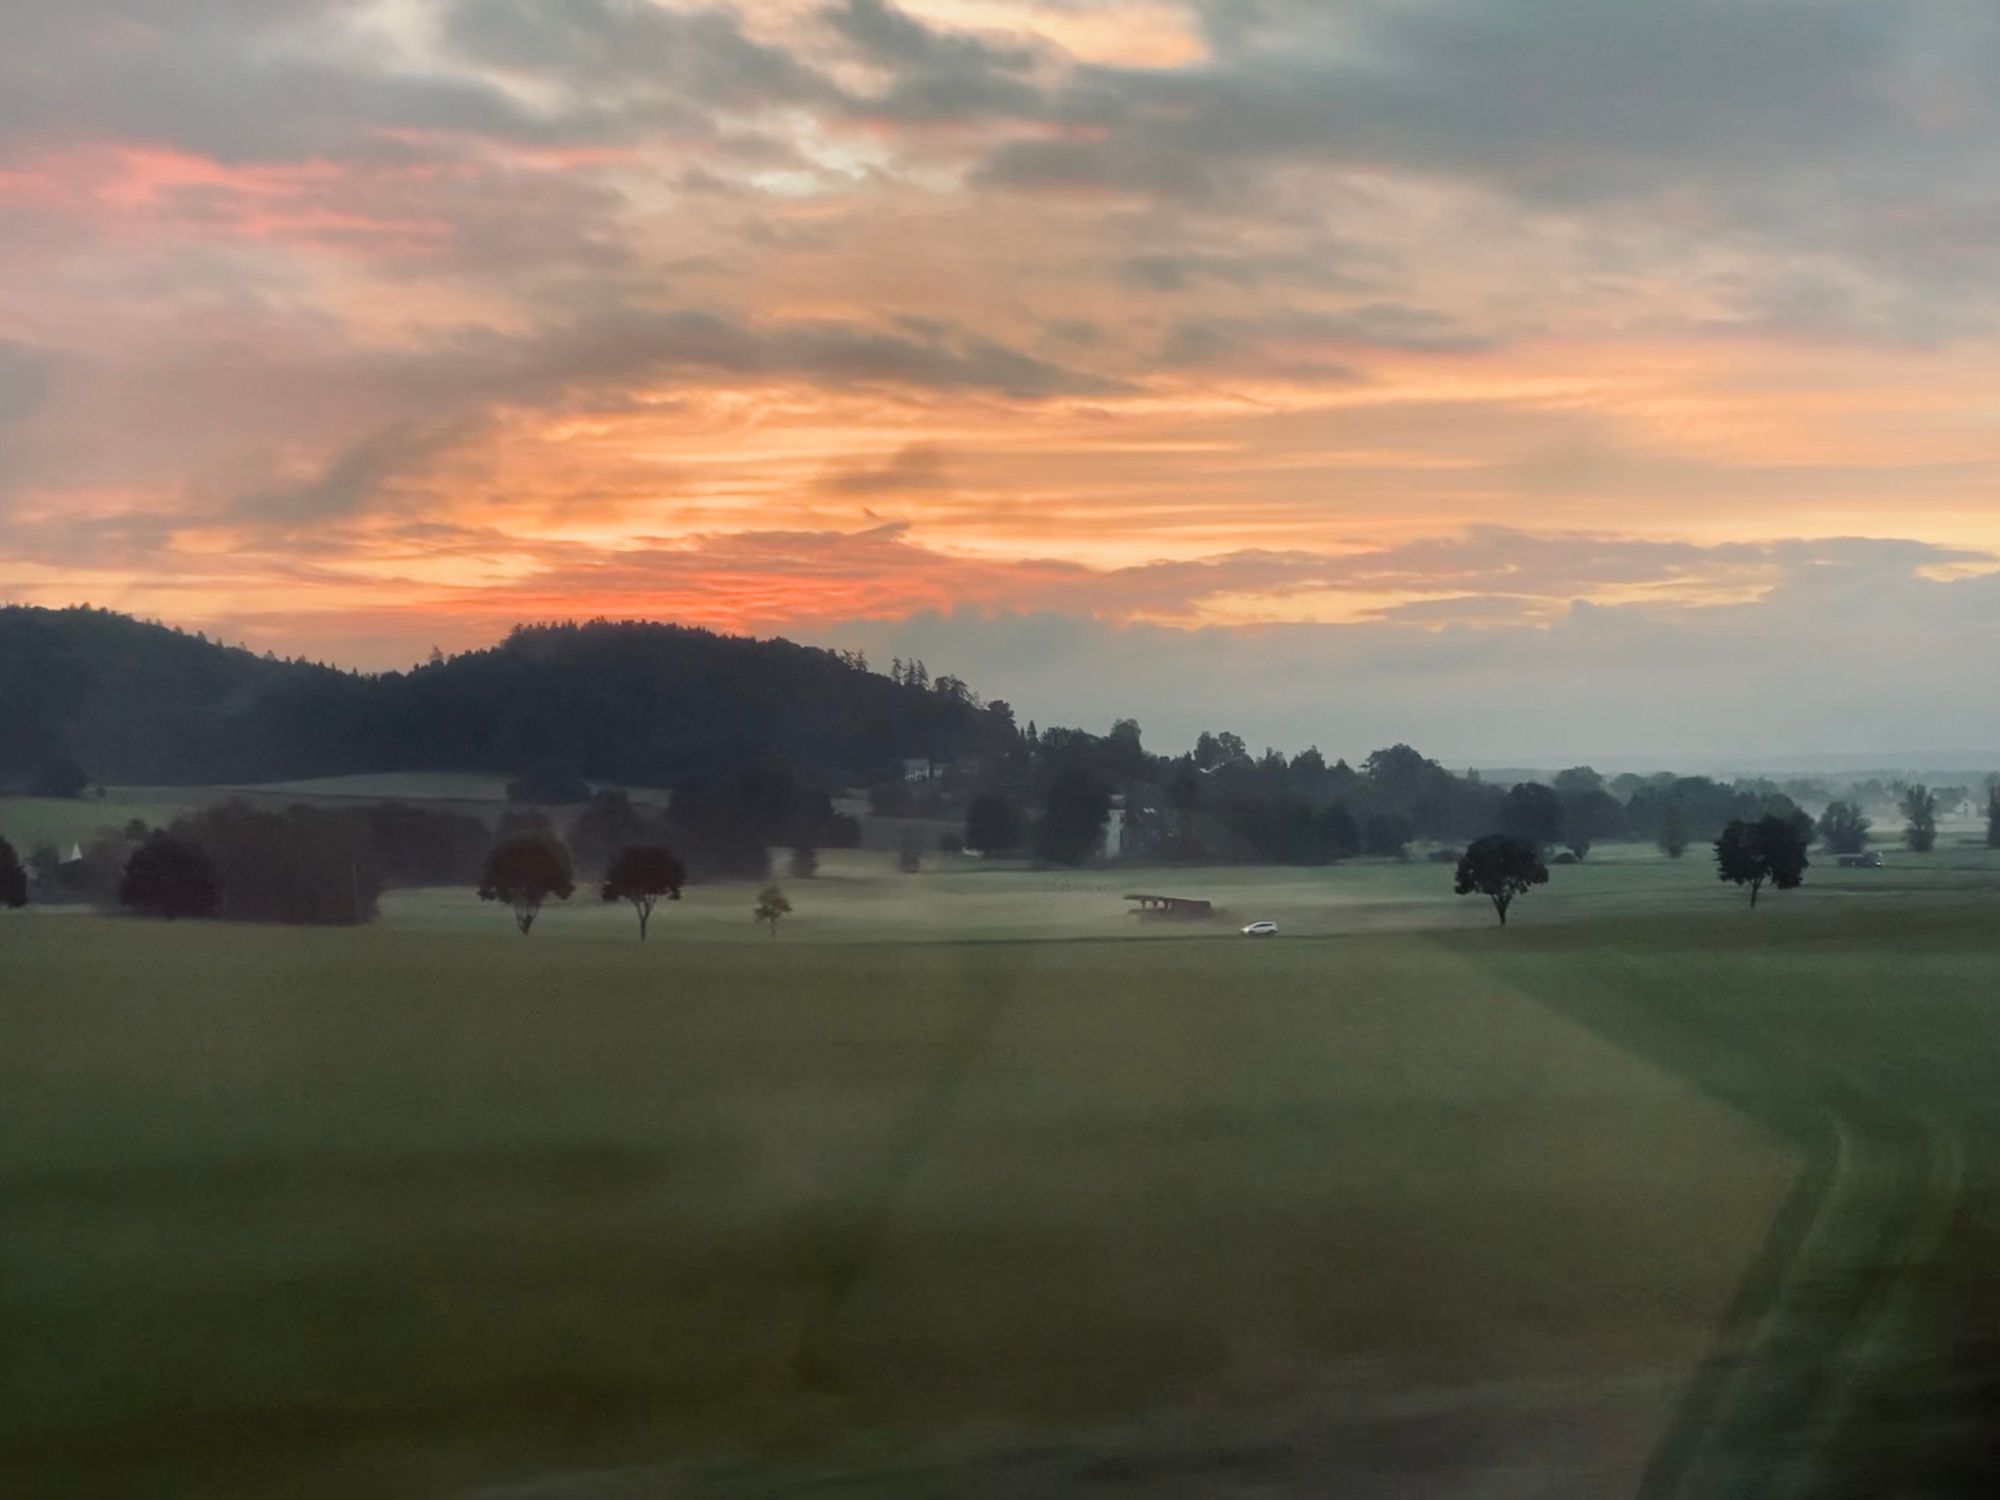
[900,757,936,783]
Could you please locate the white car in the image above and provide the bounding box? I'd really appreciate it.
[1241,920,1279,937]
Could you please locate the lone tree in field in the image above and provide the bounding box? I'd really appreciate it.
[1453,834,1548,926]
[754,882,792,938]
[1657,800,1689,859]
[1817,800,1872,855]
[479,835,575,934]
[119,833,219,920]
[1987,780,2000,849]
[1900,784,1939,853]
[1714,815,1809,907]
[788,844,819,879]
[600,843,685,940]
[0,836,27,909]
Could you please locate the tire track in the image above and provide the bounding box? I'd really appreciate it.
[1643,1069,1965,1500]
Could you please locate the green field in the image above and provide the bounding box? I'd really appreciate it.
[383,839,2000,946]
[7,857,2000,1498]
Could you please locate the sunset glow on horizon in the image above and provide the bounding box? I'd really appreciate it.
[7,0,2000,753]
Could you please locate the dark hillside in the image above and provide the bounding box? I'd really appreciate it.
[0,608,1014,789]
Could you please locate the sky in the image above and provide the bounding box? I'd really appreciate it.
[4,0,2000,761]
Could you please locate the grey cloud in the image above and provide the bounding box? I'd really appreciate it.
[232,420,478,524]
[0,3,536,165]
[1161,303,1490,375]
[968,0,2000,329]
[818,556,2000,764]
[819,443,954,495]
[825,0,1048,122]
[445,0,838,113]
[1027,0,1913,202]
[204,310,1117,528]
[449,307,1127,402]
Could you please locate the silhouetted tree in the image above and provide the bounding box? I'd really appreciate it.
[1551,766,1605,800]
[1817,801,1872,855]
[1453,835,1547,926]
[601,843,685,940]
[1036,768,1112,866]
[789,844,819,878]
[1987,780,2000,850]
[1500,782,1563,851]
[479,835,575,934]
[0,836,26,909]
[1900,784,1939,853]
[1319,802,1361,860]
[119,833,219,920]
[965,792,1021,854]
[897,830,923,874]
[754,882,792,938]
[1715,816,1809,907]
[1560,787,1626,857]
[1193,730,1248,770]
[30,756,88,799]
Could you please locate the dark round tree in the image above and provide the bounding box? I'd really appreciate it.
[1453,834,1549,926]
[1499,782,1564,851]
[964,793,1020,855]
[1,836,28,909]
[119,834,220,920]
[601,843,686,940]
[1715,815,1809,907]
[479,835,575,934]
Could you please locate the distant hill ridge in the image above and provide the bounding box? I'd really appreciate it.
[0,606,1014,789]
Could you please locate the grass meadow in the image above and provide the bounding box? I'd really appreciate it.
[7,830,2000,1497]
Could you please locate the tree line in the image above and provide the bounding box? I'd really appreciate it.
[948,731,1845,869]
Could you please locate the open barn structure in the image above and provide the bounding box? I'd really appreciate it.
[1124,893,1215,919]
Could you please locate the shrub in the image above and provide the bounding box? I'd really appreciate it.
[120,834,220,920]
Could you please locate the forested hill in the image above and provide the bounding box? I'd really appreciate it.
[0,607,1016,788]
